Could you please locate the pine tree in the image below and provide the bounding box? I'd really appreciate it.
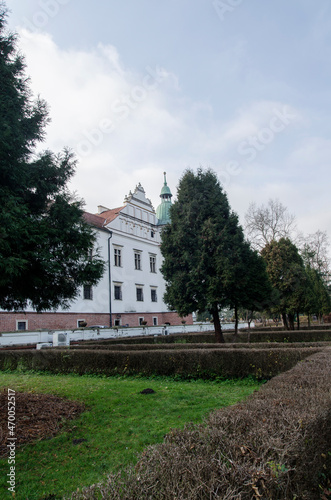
[0,6,105,312]
[161,168,255,342]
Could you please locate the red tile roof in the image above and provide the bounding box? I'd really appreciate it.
[96,207,125,224]
[83,212,107,229]
[83,207,125,229]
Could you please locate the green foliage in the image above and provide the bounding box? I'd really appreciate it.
[161,169,231,314]
[0,371,260,499]
[262,238,308,329]
[227,244,275,334]
[304,266,331,320]
[0,6,105,311]
[161,168,269,341]
[261,237,331,328]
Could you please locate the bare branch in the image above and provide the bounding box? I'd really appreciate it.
[244,199,296,250]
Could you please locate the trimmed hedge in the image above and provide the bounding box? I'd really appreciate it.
[68,349,331,499]
[237,329,331,343]
[253,323,331,331]
[67,341,330,351]
[0,347,323,379]
[81,328,331,345]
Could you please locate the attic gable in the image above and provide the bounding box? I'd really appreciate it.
[124,183,155,212]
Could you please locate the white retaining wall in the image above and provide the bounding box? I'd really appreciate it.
[0,322,252,348]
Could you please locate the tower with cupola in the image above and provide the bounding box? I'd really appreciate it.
[156,172,173,225]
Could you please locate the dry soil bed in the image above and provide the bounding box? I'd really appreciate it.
[0,389,85,457]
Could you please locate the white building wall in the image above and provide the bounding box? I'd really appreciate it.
[107,184,168,321]
[66,228,111,315]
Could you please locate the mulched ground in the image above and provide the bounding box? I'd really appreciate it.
[0,388,85,457]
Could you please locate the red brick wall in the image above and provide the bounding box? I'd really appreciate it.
[0,312,111,332]
[0,311,193,332]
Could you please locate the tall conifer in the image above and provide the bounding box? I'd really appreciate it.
[161,168,262,342]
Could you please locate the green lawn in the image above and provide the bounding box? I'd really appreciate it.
[0,371,261,499]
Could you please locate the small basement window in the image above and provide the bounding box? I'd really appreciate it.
[16,320,27,331]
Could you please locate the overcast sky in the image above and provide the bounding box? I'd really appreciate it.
[6,0,331,240]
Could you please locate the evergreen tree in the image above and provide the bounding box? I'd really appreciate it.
[0,6,105,312]
[234,246,276,334]
[216,237,274,337]
[304,266,331,325]
[161,168,255,342]
[261,238,307,330]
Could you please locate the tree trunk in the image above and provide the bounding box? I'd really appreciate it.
[288,313,295,330]
[296,310,300,330]
[235,305,239,334]
[307,314,311,328]
[232,304,239,343]
[212,306,225,343]
[282,312,289,330]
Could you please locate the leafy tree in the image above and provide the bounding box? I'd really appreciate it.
[261,238,307,330]
[0,6,105,312]
[161,168,258,342]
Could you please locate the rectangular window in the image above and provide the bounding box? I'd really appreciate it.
[114,285,122,300]
[83,285,93,300]
[139,317,145,326]
[150,255,156,273]
[114,319,121,327]
[151,289,157,302]
[153,317,158,326]
[114,247,122,267]
[134,251,142,270]
[16,320,27,331]
[78,320,86,328]
[136,287,144,302]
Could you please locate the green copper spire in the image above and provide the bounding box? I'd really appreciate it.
[156,172,173,225]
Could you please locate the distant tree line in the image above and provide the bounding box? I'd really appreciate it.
[245,200,330,330]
